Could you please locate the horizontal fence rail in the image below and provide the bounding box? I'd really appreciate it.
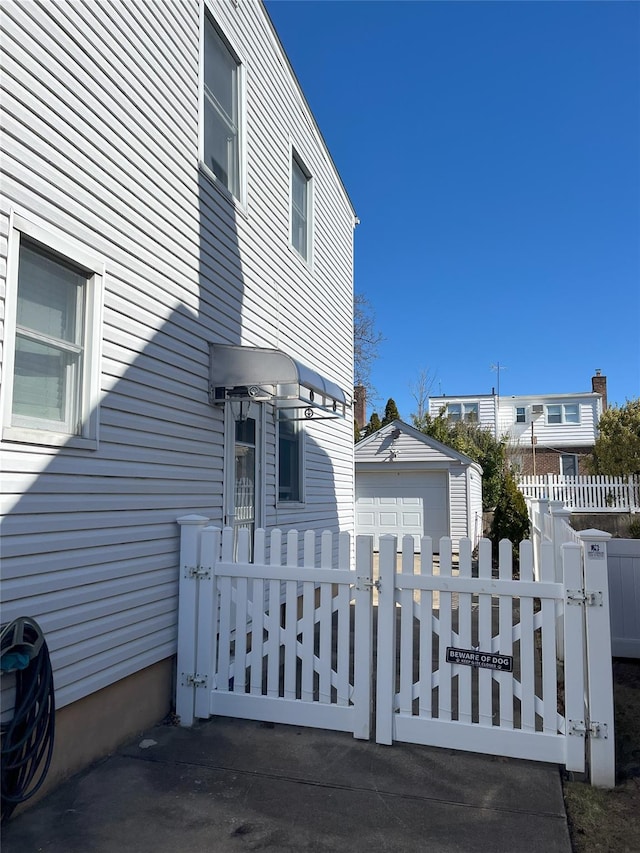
[518,474,640,513]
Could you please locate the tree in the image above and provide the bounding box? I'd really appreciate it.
[362,411,381,438]
[354,293,383,397]
[413,411,507,510]
[409,367,438,423]
[588,399,640,475]
[490,470,530,566]
[381,398,400,426]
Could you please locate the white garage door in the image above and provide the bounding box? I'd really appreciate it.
[356,471,449,552]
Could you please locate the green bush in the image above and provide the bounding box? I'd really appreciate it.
[628,518,640,539]
[490,470,530,563]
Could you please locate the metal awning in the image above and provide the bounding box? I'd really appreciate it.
[209,344,349,420]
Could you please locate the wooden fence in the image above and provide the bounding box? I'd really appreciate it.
[518,474,640,513]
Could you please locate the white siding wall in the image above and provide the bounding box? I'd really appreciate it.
[355,429,457,465]
[448,469,468,549]
[501,397,600,448]
[469,466,483,545]
[0,0,354,709]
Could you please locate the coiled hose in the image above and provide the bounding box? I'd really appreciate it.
[1,617,55,823]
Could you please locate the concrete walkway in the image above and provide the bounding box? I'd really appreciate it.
[3,715,572,853]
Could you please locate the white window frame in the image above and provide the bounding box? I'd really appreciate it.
[515,406,526,424]
[276,409,305,506]
[199,3,247,207]
[1,211,104,450]
[560,454,579,476]
[546,403,580,425]
[290,147,313,265]
[447,402,477,423]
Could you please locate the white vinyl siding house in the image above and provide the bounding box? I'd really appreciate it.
[355,421,483,553]
[429,384,604,475]
[1,0,355,732]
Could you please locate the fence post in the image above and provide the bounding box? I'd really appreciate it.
[176,514,209,727]
[375,535,397,745]
[353,535,374,740]
[562,543,586,774]
[578,529,615,787]
[549,502,572,584]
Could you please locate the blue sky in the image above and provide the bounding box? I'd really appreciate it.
[266,0,640,419]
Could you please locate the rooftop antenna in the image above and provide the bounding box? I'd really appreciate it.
[490,362,507,439]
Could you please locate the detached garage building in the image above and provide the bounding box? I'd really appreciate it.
[355,420,483,553]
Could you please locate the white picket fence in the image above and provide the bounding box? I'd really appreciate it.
[176,516,616,786]
[528,498,640,661]
[518,474,640,512]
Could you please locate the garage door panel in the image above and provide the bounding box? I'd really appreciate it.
[355,471,449,552]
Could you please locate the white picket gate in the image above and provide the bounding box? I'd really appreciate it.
[176,516,616,786]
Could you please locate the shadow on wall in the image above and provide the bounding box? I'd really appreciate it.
[1,168,339,712]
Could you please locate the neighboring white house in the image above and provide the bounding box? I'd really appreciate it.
[0,0,355,789]
[355,421,483,553]
[428,371,607,476]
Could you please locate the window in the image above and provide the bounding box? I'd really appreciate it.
[515,406,526,424]
[278,409,303,503]
[291,153,311,261]
[447,402,477,422]
[560,454,579,476]
[202,13,242,199]
[2,214,103,448]
[546,404,580,425]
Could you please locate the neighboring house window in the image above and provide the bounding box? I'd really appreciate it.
[2,214,103,448]
[278,409,303,502]
[546,404,580,425]
[560,454,579,476]
[203,13,242,199]
[291,153,311,261]
[448,402,477,422]
[515,406,526,424]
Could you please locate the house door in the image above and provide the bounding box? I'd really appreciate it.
[224,401,263,550]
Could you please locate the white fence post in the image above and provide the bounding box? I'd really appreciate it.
[353,535,374,740]
[176,514,209,727]
[194,525,221,720]
[550,502,572,584]
[376,534,397,745]
[578,529,616,787]
[562,542,586,774]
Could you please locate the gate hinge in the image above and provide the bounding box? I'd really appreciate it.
[569,719,608,739]
[566,589,603,607]
[356,577,381,592]
[184,565,212,580]
[182,672,208,688]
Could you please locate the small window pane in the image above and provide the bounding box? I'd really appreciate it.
[464,403,478,422]
[292,157,308,259]
[203,17,240,198]
[547,405,562,424]
[564,405,579,424]
[17,245,84,343]
[279,410,301,502]
[515,407,526,424]
[447,404,461,422]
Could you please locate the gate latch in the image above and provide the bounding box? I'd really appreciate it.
[182,673,208,688]
[566,590,603,607]
[569,719,608,739]
[184,565,212,580]
[356,577,381,593]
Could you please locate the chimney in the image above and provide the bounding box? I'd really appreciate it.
[591,369,607,410]
[354,385,367,430]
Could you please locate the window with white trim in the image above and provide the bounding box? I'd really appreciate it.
[278,409,303,503]
[546,404,580,425]
[2,215,103,448]
[291,153,311,261]
[515,406,526,424]
[202,12,242,199]
[447,402,478,423]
